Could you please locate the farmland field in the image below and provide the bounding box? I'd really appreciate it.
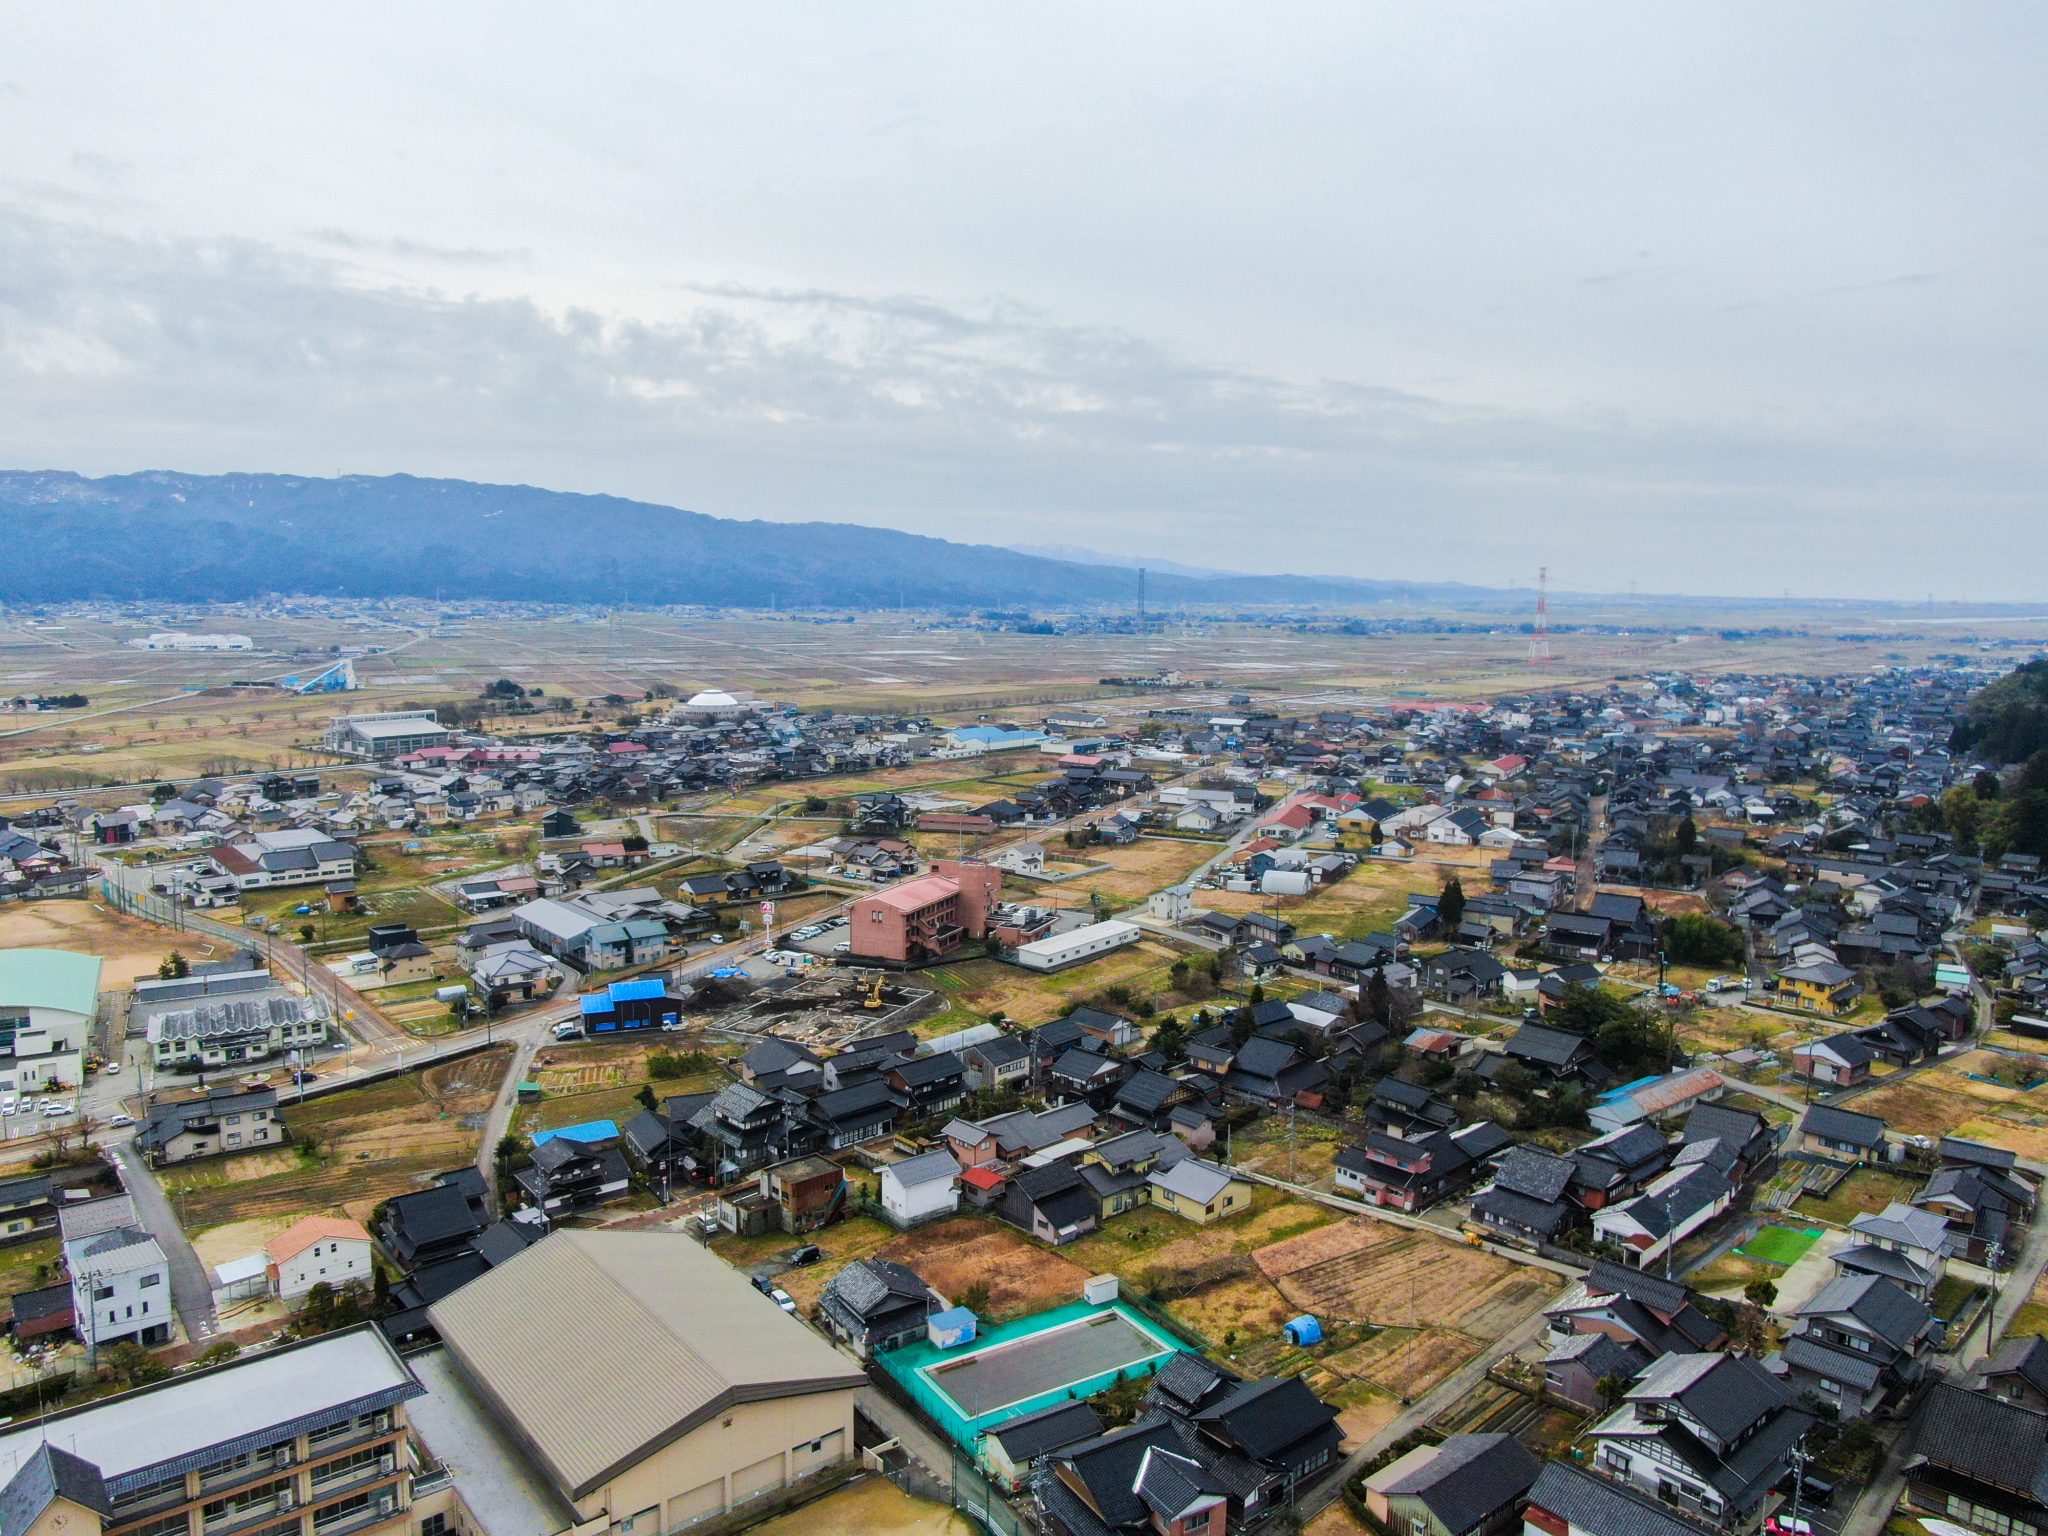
[1252,1217,1561,1335]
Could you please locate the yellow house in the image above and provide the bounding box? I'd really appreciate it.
[1146,1158,1253,1224]
[1776,962,1860,1015]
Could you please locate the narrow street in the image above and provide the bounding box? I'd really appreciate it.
[108,1142,217,1342]
[472,1035,540,1217]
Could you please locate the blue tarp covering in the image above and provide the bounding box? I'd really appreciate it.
[532,1120,620,1147]
[1283,1314,1322,1346]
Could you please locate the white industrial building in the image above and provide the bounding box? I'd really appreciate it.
[322,709,451,758]
[1013,919,1141,972]
[129,632,254,651]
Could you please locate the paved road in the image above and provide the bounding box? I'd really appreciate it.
[109,1142,217,1342]
[472,1035,541,1217]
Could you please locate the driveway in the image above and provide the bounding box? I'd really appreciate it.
[109,1142,217,1341]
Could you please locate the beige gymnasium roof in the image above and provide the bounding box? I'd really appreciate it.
[428,1229,865,1500]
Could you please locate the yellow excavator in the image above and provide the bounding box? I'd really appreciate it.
[862,971,887,1010]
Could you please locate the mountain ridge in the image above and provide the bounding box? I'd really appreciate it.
[0,469,1467,610]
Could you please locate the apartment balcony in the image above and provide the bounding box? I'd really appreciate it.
[310,1496,404,1536]
[308,1456,400,1504]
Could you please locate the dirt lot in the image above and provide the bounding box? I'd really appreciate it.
[881,1218,1093,1320]
[749,1477,972,1536]
[190,1214,298,1272]
[1253,1218,1562,1336]
[1056,837,1226,905]
[163,1047,513,1230]
[717,1213,1093,1323]
[0,898,191,988]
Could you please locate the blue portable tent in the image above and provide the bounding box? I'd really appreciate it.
[1283,1315,1322,1346]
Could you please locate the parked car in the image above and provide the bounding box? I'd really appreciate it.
[40,1103,72,1118]
[551,1022,586,1041]
[101,1062,120,1076]
[769,1286,797,1314]
[107,1113,135,1128]
[749,1274,775,1295]
[786,1244,822,1267]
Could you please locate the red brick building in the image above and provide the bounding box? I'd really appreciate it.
[849,860,1001,965]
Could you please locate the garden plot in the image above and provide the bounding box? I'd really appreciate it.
[1253,1218,1561,1337]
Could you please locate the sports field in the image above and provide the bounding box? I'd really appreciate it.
[880,1300,1186,1450]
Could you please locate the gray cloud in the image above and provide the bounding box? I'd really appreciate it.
[0,3,2043,601]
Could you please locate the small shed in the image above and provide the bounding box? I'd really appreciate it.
[1084,1274,1120,1305]
[928,1306,978,1350]
[1283,1314,1323,1347]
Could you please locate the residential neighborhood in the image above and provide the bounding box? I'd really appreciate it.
[0,631,2046,1536]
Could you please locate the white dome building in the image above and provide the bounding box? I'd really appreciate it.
[674,687,757,720]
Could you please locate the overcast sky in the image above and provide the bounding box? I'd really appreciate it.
[2,5,2043,601]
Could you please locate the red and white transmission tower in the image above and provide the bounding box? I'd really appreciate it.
[1527,566,1552,665]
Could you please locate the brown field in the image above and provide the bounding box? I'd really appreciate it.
[163,1046,513,1230]
[1327,1325,1482,1396]
[1060,836,1227,904]
[1850,1069,2048,1161]
[0,897,192,988]
[880,1218,1093,1320]
[1254,1218,1561,1336]
[927,942,1185,1026]
[1198,863,1418,940]
[748,1478,972,1536]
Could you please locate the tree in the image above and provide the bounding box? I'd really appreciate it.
[1437,876,1465,932]
[1151,1016,1187,1063]
[1943,783,1985,852]
[635,1084,658,1111]
[1363,969,1393,1027]
[1674,815,1699,858]
[1595,1372,1631,1409]
[1662,913,1744,969]
[157,950,191,980]
[1744,1278,1778,1309]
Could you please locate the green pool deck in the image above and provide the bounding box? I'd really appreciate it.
[877,1299,1189,1452]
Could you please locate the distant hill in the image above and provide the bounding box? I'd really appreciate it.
[0,470,1460,610]
[1005,544,1236,580]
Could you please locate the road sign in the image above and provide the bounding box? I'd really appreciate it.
[760,901,776,926]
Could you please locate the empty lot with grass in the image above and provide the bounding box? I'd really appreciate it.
[161,1046,513,1231]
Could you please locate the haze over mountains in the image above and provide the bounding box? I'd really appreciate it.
[0,470,1469,611]
[0,470,2004,617]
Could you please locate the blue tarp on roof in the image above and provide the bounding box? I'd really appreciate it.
[1597,1075,1660,1103]
[580,994,610,1016]
[609,977,667,1002]
[532,1120,620,1147]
